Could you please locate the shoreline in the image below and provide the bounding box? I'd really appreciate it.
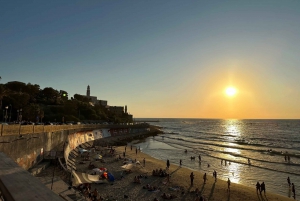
[36,131,295,201]
[70,142,293,201]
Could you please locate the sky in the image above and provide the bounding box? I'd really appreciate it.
[1,0,300,119]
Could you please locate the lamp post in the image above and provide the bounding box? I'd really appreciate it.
[19,108,22,123]
[9,104,12,122]
[5,106,8,123]
[17,109,19,122]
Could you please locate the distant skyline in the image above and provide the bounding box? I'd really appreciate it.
[1,1,300,119]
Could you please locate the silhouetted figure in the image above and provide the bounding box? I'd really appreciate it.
[131,145,132,150]
[292,183,296,199]
[287,177,291,187]
[203,173,207,184]
[260,182,266,194]
[123,152,125,157]
[198,155,201,161]
[167,159,170,169]
[227,178,231,192]
[135,148,138,155]
[256,182,261,193]
[190,172,194,186]
[248,158,251,164]
[285,155,287,162]
[221,159,223,165]
[180,159,182,166]
[288,155,291,162]
[143,158,146,167]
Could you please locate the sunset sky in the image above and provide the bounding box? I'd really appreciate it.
[1,1,300,119]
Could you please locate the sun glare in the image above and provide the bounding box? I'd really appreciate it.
[225,87,237,97]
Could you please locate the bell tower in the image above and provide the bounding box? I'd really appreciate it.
[87,85,90,97]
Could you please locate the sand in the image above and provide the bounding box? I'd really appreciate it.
[70,145,294,201]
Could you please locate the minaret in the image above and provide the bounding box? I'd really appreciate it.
[87,85,90,97]
[125,105,127,113]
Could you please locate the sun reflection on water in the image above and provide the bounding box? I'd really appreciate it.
[222,120,244,184]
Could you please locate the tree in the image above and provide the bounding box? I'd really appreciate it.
[41,87,59,103]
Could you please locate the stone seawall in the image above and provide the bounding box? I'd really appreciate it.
[0,124,160,170]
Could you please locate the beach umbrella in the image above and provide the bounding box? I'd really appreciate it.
[121,163,134,170]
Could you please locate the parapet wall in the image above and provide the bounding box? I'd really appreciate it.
[0,124,99,136]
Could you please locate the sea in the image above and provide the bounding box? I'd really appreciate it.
[134,118,300,199]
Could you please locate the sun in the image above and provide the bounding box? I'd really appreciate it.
[225,87,237,97]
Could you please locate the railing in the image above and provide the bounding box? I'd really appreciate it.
[0,124,100,136]
[0,124,151,136]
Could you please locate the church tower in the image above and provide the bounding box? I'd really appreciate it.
[87,85,90,97]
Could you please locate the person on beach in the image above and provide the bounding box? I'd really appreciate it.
[260,182,266,195]
[287,177,291,187]
[136,148,138,155]
[167,159,170,170]
[198,155,201,161]
[203,173,207,184]
[256,182,261,193]
[131,145,132,151]
[180,159,182,166]
[190,172,195,186]
[125,146,126,152]
[143,158,146,167]
[292,183,296,199]
[123,151,125,157]
[227,178,231,192]
[213,170,217,181]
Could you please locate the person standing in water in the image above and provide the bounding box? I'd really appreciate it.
[292,183,296,199]
[167,159,170,170]
[287,177,291,187]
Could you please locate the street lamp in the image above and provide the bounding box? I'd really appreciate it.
[17,109,19,122]
[5,106,8,123]
[9,104,12,122]
[19,108,22,123]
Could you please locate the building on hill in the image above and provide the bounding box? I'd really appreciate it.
[109,106,124,115]
[86,85,98,104]
[83,85,107,106]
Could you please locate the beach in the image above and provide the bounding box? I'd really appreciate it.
[56,143,294,201]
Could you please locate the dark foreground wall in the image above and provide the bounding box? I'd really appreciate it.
[0,152,63,201]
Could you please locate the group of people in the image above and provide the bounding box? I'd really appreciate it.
[152,168,168,177]
[255,181,266,194]
[77,183,103,201]
[287,177,296,199]
[143,184,160,191]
